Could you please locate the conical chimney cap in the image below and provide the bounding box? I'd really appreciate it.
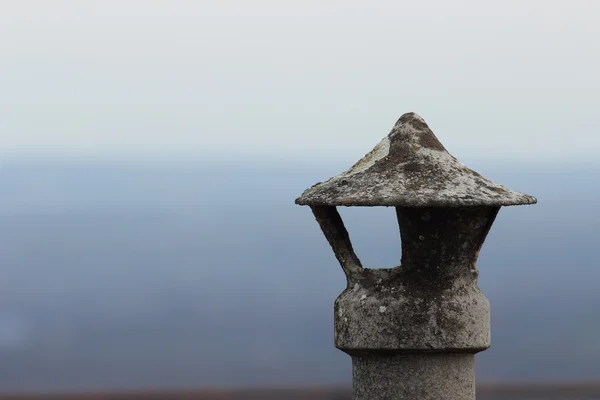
[295,113,537,207]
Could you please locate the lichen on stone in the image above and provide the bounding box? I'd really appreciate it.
[295,112,537,207]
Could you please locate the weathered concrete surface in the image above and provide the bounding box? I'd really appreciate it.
[335,279,489,353]
[352,354,475,400]
[296,113,537,400]
[296,112,537,207]
[311,205,364,280]
[333,206,495,355]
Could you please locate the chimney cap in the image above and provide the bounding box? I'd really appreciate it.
[295,112,537,208]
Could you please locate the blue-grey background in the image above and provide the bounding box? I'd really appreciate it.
[1,0,599,394]
[0,160,597,391]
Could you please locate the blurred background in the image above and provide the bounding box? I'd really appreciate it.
[0,1,599,399]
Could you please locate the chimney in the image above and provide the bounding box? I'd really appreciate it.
[295,113,537,400]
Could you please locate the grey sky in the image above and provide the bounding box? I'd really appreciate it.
[1,0,599,163]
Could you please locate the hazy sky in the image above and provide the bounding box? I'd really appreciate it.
[1,1,599,163]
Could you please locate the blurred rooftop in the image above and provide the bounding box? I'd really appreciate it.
[2,383,600,400]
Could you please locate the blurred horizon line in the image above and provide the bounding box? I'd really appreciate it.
[1,151,599,170]
[2,381,600,398]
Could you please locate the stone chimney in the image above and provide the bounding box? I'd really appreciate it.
[295,113,537,400]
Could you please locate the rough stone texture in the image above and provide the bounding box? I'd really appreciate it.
[335,280,489,353]
[296,113,537,400]
[296,112,537,207]
[352,353,475,400]
[311,205,363,280]
[332,206,495,354]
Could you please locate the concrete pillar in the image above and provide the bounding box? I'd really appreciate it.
[296,112,536,400]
